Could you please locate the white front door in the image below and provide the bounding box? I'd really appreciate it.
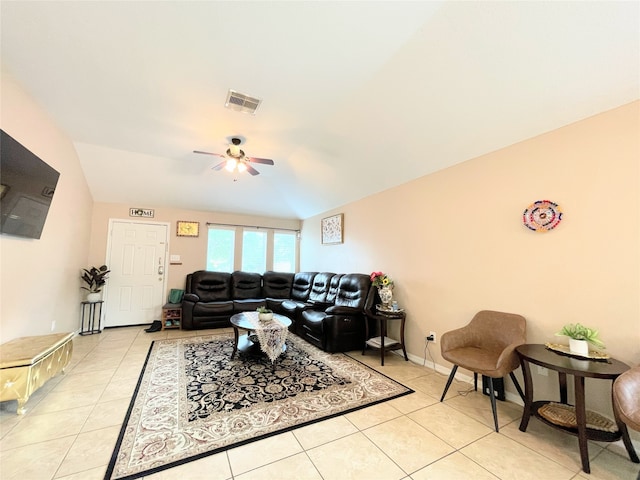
[104,220,169,327]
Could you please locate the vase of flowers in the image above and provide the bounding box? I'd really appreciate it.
[371,271,394,308]
[81,265,110,302]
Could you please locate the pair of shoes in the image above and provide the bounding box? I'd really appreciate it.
[145,320,162,333]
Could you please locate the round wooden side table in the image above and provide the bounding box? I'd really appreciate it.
[516,344,639,474]
[363,307,408,366]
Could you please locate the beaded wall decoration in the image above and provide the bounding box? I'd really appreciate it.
[523,200,563,232]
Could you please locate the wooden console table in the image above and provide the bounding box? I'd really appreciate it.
[0,332,74,414]
[516,344,639,473]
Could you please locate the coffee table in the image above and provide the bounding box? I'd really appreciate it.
[230,312,292,363]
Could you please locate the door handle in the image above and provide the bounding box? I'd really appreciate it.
[158,265,164,275]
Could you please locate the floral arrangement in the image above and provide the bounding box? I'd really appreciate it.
[370,271,393,289]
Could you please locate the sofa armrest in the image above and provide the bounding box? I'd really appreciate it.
[307,300,332,311]
[183,293,200,303]
[325,305,361,316]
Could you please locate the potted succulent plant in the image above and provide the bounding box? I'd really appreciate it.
[81,265,110,302]
[555,323,605,355]
[257,306,273,322]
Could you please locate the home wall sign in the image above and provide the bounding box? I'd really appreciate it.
[523,200,562,232]
[321,213,343,244]
[129,208,155,218]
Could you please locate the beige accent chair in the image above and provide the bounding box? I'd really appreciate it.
[440,310,526,432]
[613,365,640,479]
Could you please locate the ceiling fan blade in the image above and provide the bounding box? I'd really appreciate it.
[211,161,227,171]
[194,150,226,158]
[245,164,260,176]
[246,157,274,165]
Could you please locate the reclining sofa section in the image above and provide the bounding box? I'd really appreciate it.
[181,270,374,353]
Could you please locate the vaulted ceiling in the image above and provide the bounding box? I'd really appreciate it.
[1,1,638,219]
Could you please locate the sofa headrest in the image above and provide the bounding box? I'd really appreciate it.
[334,273,371,309]
[189,270,232,302]
[262,271,295,298]
[326,274,343,304]
[290,272,317,301]
[232,271,262,299]
[308,272,335,303]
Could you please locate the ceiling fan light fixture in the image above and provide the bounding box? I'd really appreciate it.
[225,158,237,172]
[228,144,241,157]
[194,137,273,176]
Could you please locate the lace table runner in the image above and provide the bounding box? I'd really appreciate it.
[246,312,289,363]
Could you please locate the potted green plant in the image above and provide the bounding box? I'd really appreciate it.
[257,306,273,322]
[81,265,110,302]
[555,323,605,355]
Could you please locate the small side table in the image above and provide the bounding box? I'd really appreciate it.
[161,303,182,330]
[80,301,103,335]
[516,344,639,474]
[363,307,408,366]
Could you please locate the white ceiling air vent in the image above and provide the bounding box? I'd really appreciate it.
[225,90,262,115]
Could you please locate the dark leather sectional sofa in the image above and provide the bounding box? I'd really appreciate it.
[182,270,375,353]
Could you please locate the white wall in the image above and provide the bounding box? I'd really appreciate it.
[300,102,639,419]
[0,72,94,341]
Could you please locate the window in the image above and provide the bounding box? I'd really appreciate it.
[206,227,235,272]
[241,229,267,273]
[206,225,298,272]
[274,231,297,273]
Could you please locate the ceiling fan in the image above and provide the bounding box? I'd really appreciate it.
[194,138,274,176]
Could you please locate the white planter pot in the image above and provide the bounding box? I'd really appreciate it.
[569,338,589,355]
[86,292,102,303]
[258,312,273,322]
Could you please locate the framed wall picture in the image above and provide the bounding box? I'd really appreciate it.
[176,221,199,237]
[321,213,343,244]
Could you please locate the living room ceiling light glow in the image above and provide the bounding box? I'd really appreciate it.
[225,158,237,172]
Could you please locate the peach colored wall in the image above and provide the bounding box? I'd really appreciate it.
[88,203,301,292]
[0,72,94,341]
[300,102,639,416]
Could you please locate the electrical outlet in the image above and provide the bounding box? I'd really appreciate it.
[50,320,56,331]
[427,331,436,343]
[537,366,548,376]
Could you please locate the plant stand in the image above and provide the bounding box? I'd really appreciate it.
[80,300,104,335]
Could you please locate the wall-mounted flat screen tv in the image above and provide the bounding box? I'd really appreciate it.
[1,130,60,239]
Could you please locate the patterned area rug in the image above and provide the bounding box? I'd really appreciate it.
[105,332,413,480]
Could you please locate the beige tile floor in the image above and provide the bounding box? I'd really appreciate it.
[0,326,638,480]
